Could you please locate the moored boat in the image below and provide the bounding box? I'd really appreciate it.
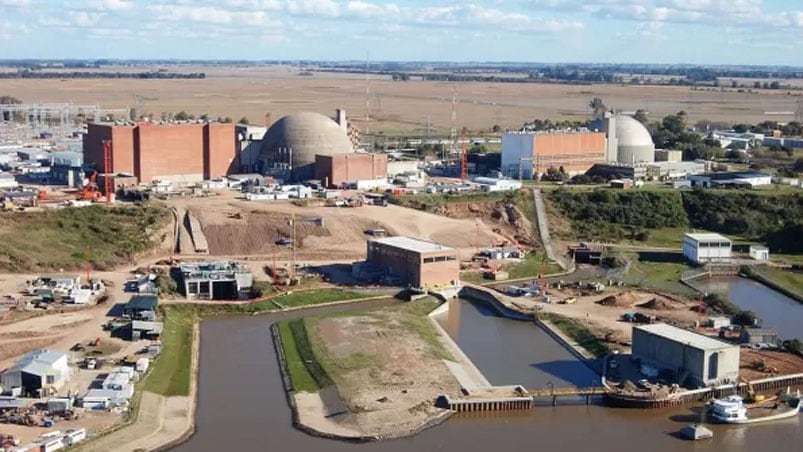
[709,393,801,424]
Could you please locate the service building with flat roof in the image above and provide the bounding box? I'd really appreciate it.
[366,236,459,289]
[682,233,732,264]
[632,324,740,387]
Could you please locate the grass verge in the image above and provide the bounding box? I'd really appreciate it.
[277,320,330,393]
[506,252,563,279]
[184,289,371,316]
[540,312,610,358]
[746,266,803,302]
[141,305,195,396]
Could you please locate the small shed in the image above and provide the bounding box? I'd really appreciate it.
[708,316,731,329]
[739,328,779,346]
[748,245,769,261]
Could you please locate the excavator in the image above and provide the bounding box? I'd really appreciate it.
[79,171,104,201]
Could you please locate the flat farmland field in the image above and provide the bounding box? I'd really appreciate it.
[3,65,801,133]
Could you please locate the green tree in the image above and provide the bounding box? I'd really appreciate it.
[633,109,648,124]
[174,110,189,121]
[238,116,250,125]
[0,95,22,104]
[733,310,761,327]
[222,116,233,124]
[793,157,803,173]
[589,97,606,118]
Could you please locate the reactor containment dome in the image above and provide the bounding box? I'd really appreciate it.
[614,115,655,164]
[260,111,354,181]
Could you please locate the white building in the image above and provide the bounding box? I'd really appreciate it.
[688,171,772,188]
[682,233,732,264]
[749,245,769,261]
[473,177,522,192]
[0,172,18,189]
[1,349,70,396]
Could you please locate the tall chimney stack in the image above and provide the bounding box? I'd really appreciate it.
[336,109,347,131]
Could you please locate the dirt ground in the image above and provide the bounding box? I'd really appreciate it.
[739,349,803,381]
[168,192,509,260]
[306,303,461,438]
[428,200,538,247]
[3,65,800,132]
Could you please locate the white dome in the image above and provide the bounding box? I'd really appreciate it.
[615,115,654,163]
[616,116,653,148]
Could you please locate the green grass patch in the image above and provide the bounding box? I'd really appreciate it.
[0,203,170,272]
[771,253,803,266]
[540,313,610,358]
[277,319,331,393]
[184,288,370,316]
[749,267,803,300]
[506,252,563,279]
[141,305,195,396]
[621,252,698,296]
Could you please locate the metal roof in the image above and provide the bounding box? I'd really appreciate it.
[742,328,778,336]
[634,324,736,351]
[5,349,66,376]
[684,233,731,243]
[369,236,454,253]
[125,295,159,311]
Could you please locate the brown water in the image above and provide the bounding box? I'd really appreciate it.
[173,300,801,452]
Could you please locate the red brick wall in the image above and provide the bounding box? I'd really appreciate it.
[203,123,236,179]
[83,124,135,175]
[533,132,606,174]
[135,124,204,182]
[316,153,389,188]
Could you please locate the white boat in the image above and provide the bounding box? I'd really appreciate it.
[709,394,801,424]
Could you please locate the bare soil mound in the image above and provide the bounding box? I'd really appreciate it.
[431,201,536,246]
[637,297,676,311]
[597,291,640,308]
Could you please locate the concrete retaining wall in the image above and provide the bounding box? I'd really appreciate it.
[458,286,532,321]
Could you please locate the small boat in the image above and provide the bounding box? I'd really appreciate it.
[680,423,713,440]
[709,393,801,424]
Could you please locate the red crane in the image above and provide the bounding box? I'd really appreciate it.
[460,127,468,182]
[102,140,113,205]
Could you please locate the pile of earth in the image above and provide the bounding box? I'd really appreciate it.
[637,297,676,311]
[597,291,640,307]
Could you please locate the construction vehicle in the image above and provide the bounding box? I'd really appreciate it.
[79,171,104,201]
[752,359,780,374]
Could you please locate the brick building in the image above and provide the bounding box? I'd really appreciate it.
[315,153,388,188]
[501,131,606,179]
[83,123,236,184]
[366,236,459,288]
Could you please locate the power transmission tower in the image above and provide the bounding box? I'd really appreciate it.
[448,86,457,162]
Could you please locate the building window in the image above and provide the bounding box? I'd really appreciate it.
[423,257,435,263]
[46,375,55,384]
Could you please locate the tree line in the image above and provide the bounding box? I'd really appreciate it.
[0,70,206,79]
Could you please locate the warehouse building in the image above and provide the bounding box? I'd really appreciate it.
[122,295,159,320]
[688,171,772,188]
[315,153,388,188]
[365,236,459,289]
[501,130,606,179]
[83,122,236,184]
[1,349,70,397]
[682,233,732,264]
[632,324,740,387]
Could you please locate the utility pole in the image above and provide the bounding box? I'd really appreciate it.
[449,86,458,162]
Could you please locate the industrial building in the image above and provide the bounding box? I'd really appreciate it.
[122,295,159,320]
[83,122,237,184]
[260,110,354,181]
[632,324,740,387]
[365,236,459,288]
[0,349,70,396]
[473,177,522,192]
[314,153,388,188]
[688,171,772,188]
[179,261,253,300]
[501,114,656,180]
[501,131,606,179]
[739,328,779,346]
[654,149,683,162]
[682,233,732,264]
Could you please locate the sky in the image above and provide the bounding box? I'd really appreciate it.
[1,0,802,65]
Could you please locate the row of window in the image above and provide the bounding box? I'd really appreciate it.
[423,255,457,263]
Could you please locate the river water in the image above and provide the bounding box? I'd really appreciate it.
[690,276,803,339]
[173,299,801,452]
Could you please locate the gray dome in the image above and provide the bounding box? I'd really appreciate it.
[615,115,655,163]
[260,112,354,180]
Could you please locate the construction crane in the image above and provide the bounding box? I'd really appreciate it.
[288,213,324,281]
[460,127,468,182]
[79,171,103,201]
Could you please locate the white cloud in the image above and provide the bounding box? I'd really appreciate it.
[148,4,271,25]
[88,0,134,11]
[285,0,341,17]
[0,0,31,7]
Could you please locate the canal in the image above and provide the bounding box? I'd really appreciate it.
[690,276,803,339]
[437,298,599,389]
[173,300,801,452]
